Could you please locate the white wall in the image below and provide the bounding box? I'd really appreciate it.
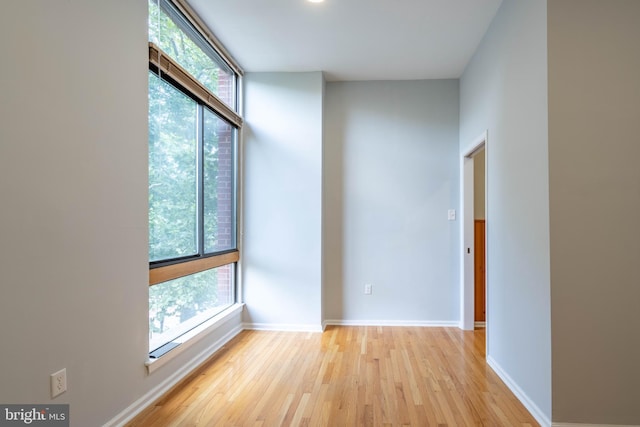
[242,72,324,330]
[0,2,244,425]
[548,1,640,424]
[323,80,460,323]
[459,0,551,423]
[474,148,485,219]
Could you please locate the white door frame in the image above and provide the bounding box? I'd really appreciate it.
[460,130,487,331]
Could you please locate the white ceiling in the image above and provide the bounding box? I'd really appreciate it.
[189,0,503,81]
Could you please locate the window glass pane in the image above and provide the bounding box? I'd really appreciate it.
[149,264,235,352]
[148,0,236,109]
[203,109,237,253]
[148,71,198,262]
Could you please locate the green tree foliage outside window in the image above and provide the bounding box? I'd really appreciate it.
[148,72,198,262]
[148,0,233,106]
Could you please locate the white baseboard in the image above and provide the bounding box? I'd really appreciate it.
[487,355,551,427]
[243,320,460,331]
[553,424,640,427]
[474,321,486,328]
[104,324,243,427]
[243,322,323,332]
[324,319,459,327]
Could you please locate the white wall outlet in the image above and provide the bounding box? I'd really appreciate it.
[448,209,456,221]
[364,284,372,295]
[50,368,67,398]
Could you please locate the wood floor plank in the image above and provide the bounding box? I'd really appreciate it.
[127,327,540,427]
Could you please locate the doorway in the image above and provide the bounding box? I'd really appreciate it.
[460,131,487,332]
[473,148,486,326]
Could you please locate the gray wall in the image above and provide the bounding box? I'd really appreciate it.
[323,80,460,323]
[0,2,244,425]
[459,0,551,422]
[242,72,324,330]
[548,0,640,424]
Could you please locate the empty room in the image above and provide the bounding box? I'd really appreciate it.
[1,1,639,426]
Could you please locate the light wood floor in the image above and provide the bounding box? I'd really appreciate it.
[128,326,539,426]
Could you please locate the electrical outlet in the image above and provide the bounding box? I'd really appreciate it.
[364,284,372,295]
[448,209,456,221]
[50,368,67,398]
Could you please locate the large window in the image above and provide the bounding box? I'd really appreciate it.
[148,0,242,357]
[148,73,237,263]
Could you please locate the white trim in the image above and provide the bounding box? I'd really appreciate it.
[463,131,488,158]
[236,116,244,306]
[553,424,640,427]
[146,303,244,374]
[324,320,459,327]
[487,355,551,427]
[104,322,243,427]
[243,323,324,332]
[474,321,486,328]
[460,152,475,331]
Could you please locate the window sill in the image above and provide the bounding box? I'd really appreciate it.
[145,303,244,374]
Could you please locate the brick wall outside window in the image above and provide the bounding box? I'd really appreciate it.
[215,72,234,302]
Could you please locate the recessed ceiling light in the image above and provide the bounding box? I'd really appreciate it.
[307,0,324,3]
